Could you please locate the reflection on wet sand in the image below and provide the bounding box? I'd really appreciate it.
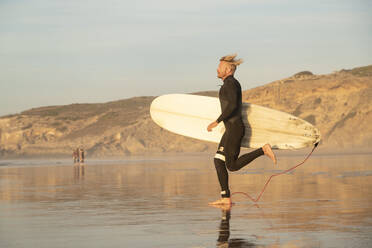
[73,164,85,180]
[217,209,231,246]
[217,208,259,248]
[211,202,283,248]
[0,154,371,247]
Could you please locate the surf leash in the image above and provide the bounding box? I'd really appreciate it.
[231,142,319,203]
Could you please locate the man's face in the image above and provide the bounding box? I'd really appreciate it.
[217,61,226,79]
[217,61,231,79]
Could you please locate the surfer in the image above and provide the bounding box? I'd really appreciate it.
[207,54,277,206]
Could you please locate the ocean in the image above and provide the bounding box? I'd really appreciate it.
[0,152,371,247]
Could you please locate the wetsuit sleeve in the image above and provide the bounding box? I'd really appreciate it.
[216,82,238,123]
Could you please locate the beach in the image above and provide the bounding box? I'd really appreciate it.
[0,152,371,248]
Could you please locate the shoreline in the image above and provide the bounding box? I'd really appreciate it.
[1,146,371,163]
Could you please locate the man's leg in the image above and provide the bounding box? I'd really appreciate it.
[214,133,230,198]
[224,123,265,172]
[210,134,232,206]
[211,157,232,206]
[226,148,264,172]
[214,153,230,198]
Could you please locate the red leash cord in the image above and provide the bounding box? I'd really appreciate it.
[231,142,319,202]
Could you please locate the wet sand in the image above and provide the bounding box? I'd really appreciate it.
[0,153,371,247]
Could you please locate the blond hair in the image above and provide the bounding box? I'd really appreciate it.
[220,53,243,72]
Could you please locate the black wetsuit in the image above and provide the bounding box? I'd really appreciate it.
[214,75,264,198]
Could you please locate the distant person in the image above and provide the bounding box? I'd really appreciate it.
[76,148,80,163]
[80,148,85,163]
[73,149,78,163]
[207,54,277,206]
[79,148,85,164]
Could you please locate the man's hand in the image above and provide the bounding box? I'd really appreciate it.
[207,121,218,132]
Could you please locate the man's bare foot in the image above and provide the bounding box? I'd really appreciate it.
[208,198,232,206]
[262,144,277,164]
[209,203,234,211]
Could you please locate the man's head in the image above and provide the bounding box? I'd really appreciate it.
[217,54,243,79]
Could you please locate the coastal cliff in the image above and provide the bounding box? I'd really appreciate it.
[1,65,371,158]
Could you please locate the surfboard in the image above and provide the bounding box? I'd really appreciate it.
[150,94,321,149]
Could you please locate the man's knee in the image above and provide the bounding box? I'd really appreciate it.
[214,146,225,165]
[225,160,238,172]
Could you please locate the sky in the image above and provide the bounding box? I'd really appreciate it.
[0,0,371,116]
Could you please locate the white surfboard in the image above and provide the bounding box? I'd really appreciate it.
[150,94,321,149]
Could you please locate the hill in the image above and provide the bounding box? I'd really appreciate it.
[0,65,371,158]
[242,65,372,150]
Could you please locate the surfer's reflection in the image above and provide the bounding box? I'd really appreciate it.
[217,208,257,248]
[217,208,231,247]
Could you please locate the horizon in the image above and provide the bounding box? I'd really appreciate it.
[1,0,371,116]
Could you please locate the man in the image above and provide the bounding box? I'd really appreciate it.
[72,149,78,164]
[207,54,277,206]
[79,147,85,164]
[75,148,80,163]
